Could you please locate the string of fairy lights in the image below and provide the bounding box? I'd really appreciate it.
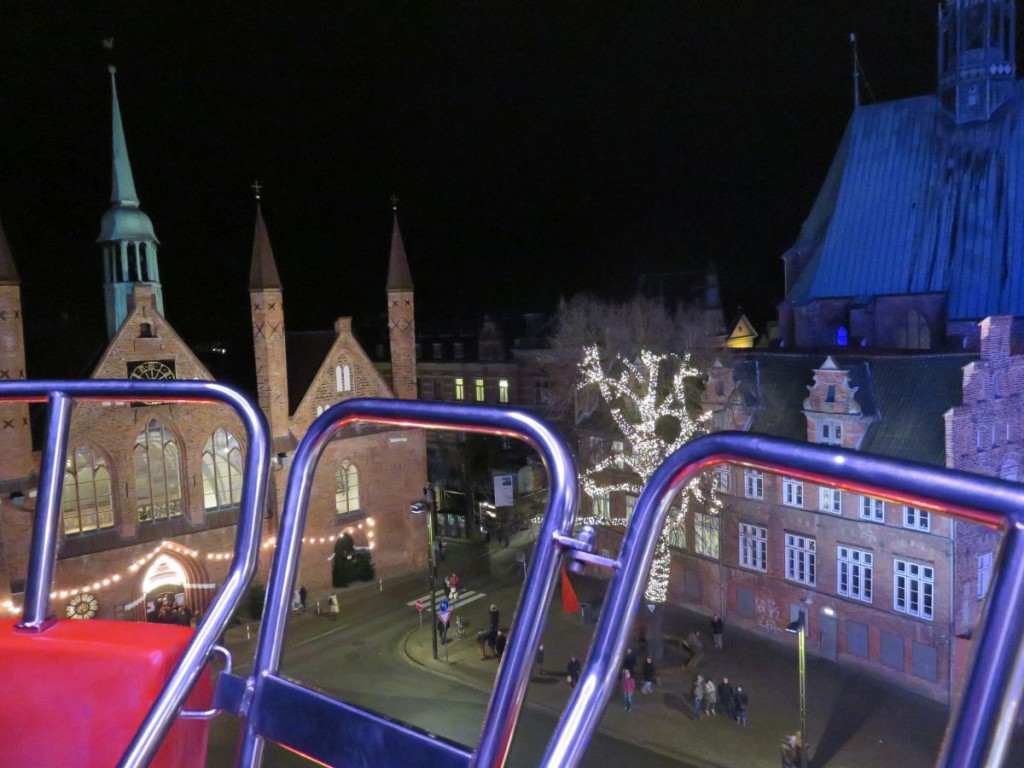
[0,516,375,616]
[577,344,721,603]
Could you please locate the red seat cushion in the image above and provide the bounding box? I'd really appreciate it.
[0,618,211,768]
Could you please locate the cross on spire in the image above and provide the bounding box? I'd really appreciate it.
[251,180,263,201]
[390,193,399,212]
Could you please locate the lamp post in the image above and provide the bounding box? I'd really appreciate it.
[786,614,808,768]
[411,499,438,660]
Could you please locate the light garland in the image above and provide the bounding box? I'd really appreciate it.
[578,344,721,603]
[2,516,376,615]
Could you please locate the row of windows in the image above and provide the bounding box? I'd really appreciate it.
[453,377,510,404]
[718,467,932,531]
[62,421,362,537]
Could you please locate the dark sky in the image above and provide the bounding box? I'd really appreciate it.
[0,2,939,378]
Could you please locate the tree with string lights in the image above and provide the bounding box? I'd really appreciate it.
[576,343,721,657]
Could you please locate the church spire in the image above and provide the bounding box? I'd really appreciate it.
[938,0,1016,124]
[248,200,282,291]
[386,197,414,292]
[385,197,417,399]
[98,65,163,339]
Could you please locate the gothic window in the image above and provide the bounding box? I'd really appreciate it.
[134,419,183,523]
[202,428,243,510]
[335,461,360,514]
[336,365,352,393]
[836,326,848,346]
[62,445,115,535]
[897,310,931,350]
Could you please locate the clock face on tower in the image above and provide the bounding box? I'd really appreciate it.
[127,360,177,380]
[65,593,99,620]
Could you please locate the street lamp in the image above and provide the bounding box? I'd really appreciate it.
[411,499,438,660]
[786,614,808,768]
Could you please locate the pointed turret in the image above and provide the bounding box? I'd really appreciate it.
[386,200,417,399]
[0,218,35,482]
[98,66,163,339]
[249,198,290,441]
[938,0,1016,124]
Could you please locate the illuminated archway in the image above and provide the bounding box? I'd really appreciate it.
[124,547,214,622]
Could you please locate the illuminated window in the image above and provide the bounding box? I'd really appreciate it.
[894,559,933,620]
[624,494,637,522]
[134,419,183,523]
[454,378,465,401]
[667,519,687,550]
[744,469,763,499]
[335,364,352,392]
[592,494,610,520]
[782,478,803,507]
[335,461,360,514]
[785,534,816,586]
[499,379,509,404]
[978,552,993,600]
[819,487,842,514]
[694,513,719,559]
[859,495,885,523]
[739,523,767,571]
[838,546,873,603]
[62,445,115,535]
[202,428,243,510]
[903,506,930,532]
[475,378,485,402]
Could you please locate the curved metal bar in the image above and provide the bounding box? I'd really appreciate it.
[0,380,271,768]
[237,399,578,768]
[180,645,234,720]
[541,431,1024,768]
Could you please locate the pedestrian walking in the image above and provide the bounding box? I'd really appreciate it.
[488,603,500,654]
[327,593,339,619]
[621,669,636,711]
[567,655,581,688]
[641,656,655,694]
[734,685,749,726]
[691,675,705,721]
[299,585,308,612]
[718,677,735,719]
[686,630,705,652]
[622,647,637,677]
[476,630,490,659]
[436,615,448,645]
[291,589,301,612]
[495,630,507,660]
[711,613,724,650]
[535,644,545,675]
[780,734,798,768]
[703,677,718,717]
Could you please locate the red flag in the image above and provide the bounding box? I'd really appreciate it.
[561,565,580,613]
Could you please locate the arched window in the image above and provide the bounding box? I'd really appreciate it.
[898,310,931,349]
[134,419,183,523]
[62,445,115,535]
[335,461,360,514]
[202,428,243,510]
[336,364,352,392]
[836,326,849,346]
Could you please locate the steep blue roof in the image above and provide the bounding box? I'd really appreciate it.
[785,83,1024,322]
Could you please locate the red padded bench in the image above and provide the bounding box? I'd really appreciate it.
[0,618,212,768]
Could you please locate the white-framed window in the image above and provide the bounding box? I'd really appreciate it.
[694,513,719,559]
[335,364,352,392]
[475,378,486,402]
[334,461,360,514]
[592,495,610,520]
[739,523,767,572]
[667,513,686,550]
[978,551,994,600]
[454,377,465,401]
[819,420,843,445]
[819,487,842,514]
[903,506,931,532]
[713,466,731,493]
[782,477,804,507]
[744,469,764,499]
[498,379,510,404]
[894,559,934,620]
[838,545,873,603]
[62,445,115,535]
[785,533,816,586]
[859,495,885,523]
[624,494,637,522]
[201,428,243,511]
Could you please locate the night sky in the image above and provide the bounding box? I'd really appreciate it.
[0,2,940,380]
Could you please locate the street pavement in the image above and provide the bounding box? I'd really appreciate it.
[401,533,1024,768]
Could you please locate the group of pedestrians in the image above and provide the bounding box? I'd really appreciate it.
[614,647,657,711]
[691,674,748,725]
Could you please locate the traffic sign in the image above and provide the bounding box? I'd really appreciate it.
[439,598,449,612]
[438,609,451,626]
[416,599,423,613]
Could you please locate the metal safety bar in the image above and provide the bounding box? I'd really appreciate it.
[227,399,579,768]
[0,381,271,768]
[541,431,1024,768]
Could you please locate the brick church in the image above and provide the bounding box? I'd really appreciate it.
[0,66,428,622]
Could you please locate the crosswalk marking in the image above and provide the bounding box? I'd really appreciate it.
[407,589,487,612]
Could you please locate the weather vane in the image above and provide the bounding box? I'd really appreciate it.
[251,180,263,201]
